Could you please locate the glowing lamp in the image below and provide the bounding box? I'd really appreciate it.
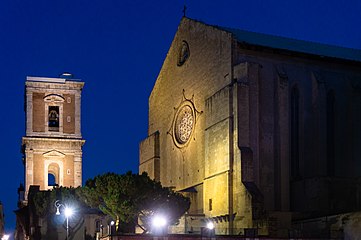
[64,207,74,218]
[2,235,10,240]
[206,222,214,230]
[152,215,167,228]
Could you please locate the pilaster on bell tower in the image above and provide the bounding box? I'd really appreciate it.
[22,74,85,200]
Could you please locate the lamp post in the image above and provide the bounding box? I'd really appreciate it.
[107,220,115,239]
[55,200,74,240]
[109,220,115,236]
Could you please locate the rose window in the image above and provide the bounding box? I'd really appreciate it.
[175,105,194,144]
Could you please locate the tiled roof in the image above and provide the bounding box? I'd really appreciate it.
[216,25,361,62]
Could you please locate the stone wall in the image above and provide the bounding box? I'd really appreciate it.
[63,94,75,134]
[233,38,361,216]
[25,78,83,139]
[22,137,84,197]
[139,131,160,181]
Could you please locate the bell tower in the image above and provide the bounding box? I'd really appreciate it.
[22,74,85,199]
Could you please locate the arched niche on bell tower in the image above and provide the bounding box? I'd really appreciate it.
[48,163,60,187]
[43,150,65,190]
[44,94,65,133]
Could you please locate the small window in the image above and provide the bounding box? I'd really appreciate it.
[67,116,71,123]
[67,97,71,103]
[95,220,101,232]
[177,41,190,66]
[209,199,213,211]
[48,106,59,131]
[67,169,71,175]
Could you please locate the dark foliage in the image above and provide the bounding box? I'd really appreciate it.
[81,171,190,232]
[31,172,190,233]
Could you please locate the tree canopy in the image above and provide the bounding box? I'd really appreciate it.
[32,186,86,218]
[80,171,190,233]
[32,172,190,233]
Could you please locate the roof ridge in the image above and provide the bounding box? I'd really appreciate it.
[219,25,361,52]
[183,17,361,62]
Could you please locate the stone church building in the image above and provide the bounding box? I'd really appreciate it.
[139,17,361,237]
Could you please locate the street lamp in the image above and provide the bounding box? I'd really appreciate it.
[55,200,74,240]
[1,234,9,240]
[109,220,115,235]
[206,222,214,230]
[108,220,115,239]
[202,221,215,238]
[152,215,167,235]
[152,215,167,228]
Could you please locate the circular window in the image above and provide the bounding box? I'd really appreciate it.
[177,41,190,66]
[174,104,194,145]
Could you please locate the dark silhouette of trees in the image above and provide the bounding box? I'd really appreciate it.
[32,172,190,234]
[80,171,190,233]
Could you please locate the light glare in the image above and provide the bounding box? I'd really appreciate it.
[64,207,74,218]
[152,215,167,227]
[2,235,10,240]
[206,222,214,230]
[1,234,10,240]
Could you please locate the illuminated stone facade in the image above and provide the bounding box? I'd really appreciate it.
[22,76,85,199]
[140,18,361,236]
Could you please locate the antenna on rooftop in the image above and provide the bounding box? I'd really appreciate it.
[183,5,187,17]
[60,72,73,79]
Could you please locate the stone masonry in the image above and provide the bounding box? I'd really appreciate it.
[22,76,85,200]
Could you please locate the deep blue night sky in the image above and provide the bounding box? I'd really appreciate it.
[0,0,360,236]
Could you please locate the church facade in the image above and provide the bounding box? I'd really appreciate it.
[139,18,361,236]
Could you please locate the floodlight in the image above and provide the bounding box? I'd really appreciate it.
[152,215,167,227]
